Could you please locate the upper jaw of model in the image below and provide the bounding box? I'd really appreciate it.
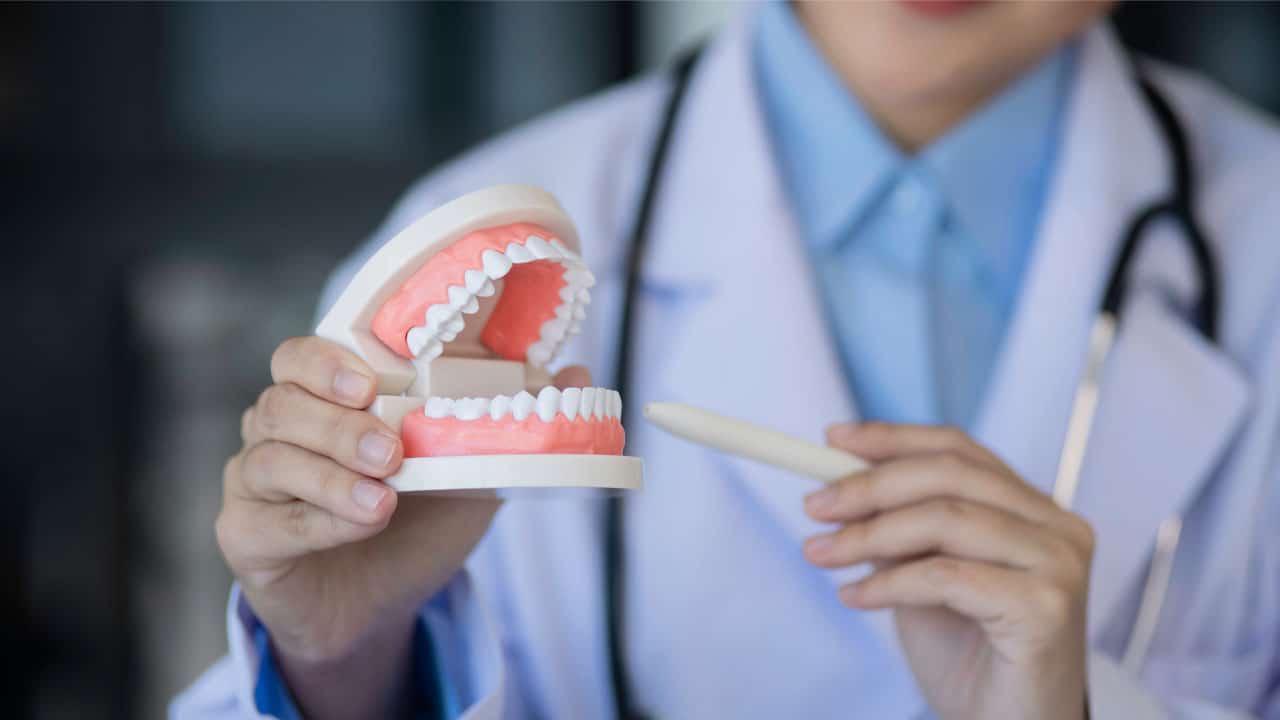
[314,185,624,458]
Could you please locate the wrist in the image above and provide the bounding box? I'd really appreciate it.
[273,613,418,720]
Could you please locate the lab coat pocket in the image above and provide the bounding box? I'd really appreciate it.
[1141,646,1274,717]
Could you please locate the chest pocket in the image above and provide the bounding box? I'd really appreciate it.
[1141,644,1275,716]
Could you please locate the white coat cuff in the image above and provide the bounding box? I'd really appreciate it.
[226,582,269,718]
[227,573,506,720]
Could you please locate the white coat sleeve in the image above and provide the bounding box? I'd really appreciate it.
[1087,651,1275,720]
[168,571,518,720]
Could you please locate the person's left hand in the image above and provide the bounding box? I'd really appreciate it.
[803,422,1095,720]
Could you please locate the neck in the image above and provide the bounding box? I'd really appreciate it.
[792,5,1030,153]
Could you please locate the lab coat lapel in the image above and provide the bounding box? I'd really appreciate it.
[973,26,1251,639]
[636,16,913,671]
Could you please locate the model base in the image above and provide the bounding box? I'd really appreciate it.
[387,454,643,496]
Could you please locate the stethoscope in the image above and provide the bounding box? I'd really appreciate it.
[606,44,1219,720]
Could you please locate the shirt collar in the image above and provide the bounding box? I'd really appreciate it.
[752,0,1075,273]
[921,44,1075,279]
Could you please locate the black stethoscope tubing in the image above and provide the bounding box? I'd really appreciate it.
[605,45,1218,720]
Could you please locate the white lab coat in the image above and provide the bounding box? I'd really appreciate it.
[174,14,1280,720]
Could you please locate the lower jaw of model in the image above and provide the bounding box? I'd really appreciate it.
[371,221,624,458]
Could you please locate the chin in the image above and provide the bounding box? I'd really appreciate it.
[795,0,1111,109]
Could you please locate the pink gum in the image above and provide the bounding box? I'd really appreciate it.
[370,222,566,360]
[402,414,625,457]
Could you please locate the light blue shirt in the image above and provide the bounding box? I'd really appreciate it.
[753,1,1074,428]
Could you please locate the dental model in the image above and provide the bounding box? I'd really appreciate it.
[316,185,642,493]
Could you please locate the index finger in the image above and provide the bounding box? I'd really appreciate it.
[826,421,1011,473]
[270,336,376,409]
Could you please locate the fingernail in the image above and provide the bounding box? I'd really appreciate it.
[352,479,389,512]
[357,431,397,468]
[333,368,373,403]
[805,534,835,560]
[805,487,838,513]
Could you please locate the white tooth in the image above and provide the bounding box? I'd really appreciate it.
[510,391,536,421]
[550,239,579,259]
[407,326,431,356]
[506,242,533,263]
[569,320,583,334]
[572,304,586,321]
[577,288,591,304]
[454,398,485,421]
[559,286,577,303]
[579,388,596,421]
[565,268,596,289]
[464,269,488,294]
[482,250,513,278]
[461,296,479,314]
[448,286,473,311]
[536,386,560,422]
[424,397,452,419]
[426,304,456,328]
[560,387,581,421]
[489,394,512,420]
[438,328,459,342]
[477,278,496,297]
[525,236,552,259]
[540,317,569,342]
[422,340,443,362]
[611,390,623,418]
[446,317,465,333]
[554,304,572,320]
[593,389,607,419]
[526,341,552,367]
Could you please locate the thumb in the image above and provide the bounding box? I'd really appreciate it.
[552,365,592,389]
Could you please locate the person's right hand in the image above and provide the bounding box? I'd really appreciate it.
[218,335,590,718]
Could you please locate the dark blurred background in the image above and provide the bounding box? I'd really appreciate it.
[2,2,1277,719]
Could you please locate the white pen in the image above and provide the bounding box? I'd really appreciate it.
[642,401,869,483]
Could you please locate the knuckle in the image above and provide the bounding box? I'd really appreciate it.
[214,510,239,559]
[939,425,969,447]
[924,557,963,591]
[270,337,306,381]
[934,450,970,475]
[934,497,968,522]
[1045,535,1087,582]
[1029,582,1074,625]
[256,383,303,436]
[222,454,240,494]
[254,386,282,433]
[1072,514,1097,555]
[859,421,892,441]
[245,440,289,477]
[283,501,310,539]
[316,461,352,505]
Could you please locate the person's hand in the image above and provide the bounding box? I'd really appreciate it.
[803,422,1094,720]
[218,335,592,719]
